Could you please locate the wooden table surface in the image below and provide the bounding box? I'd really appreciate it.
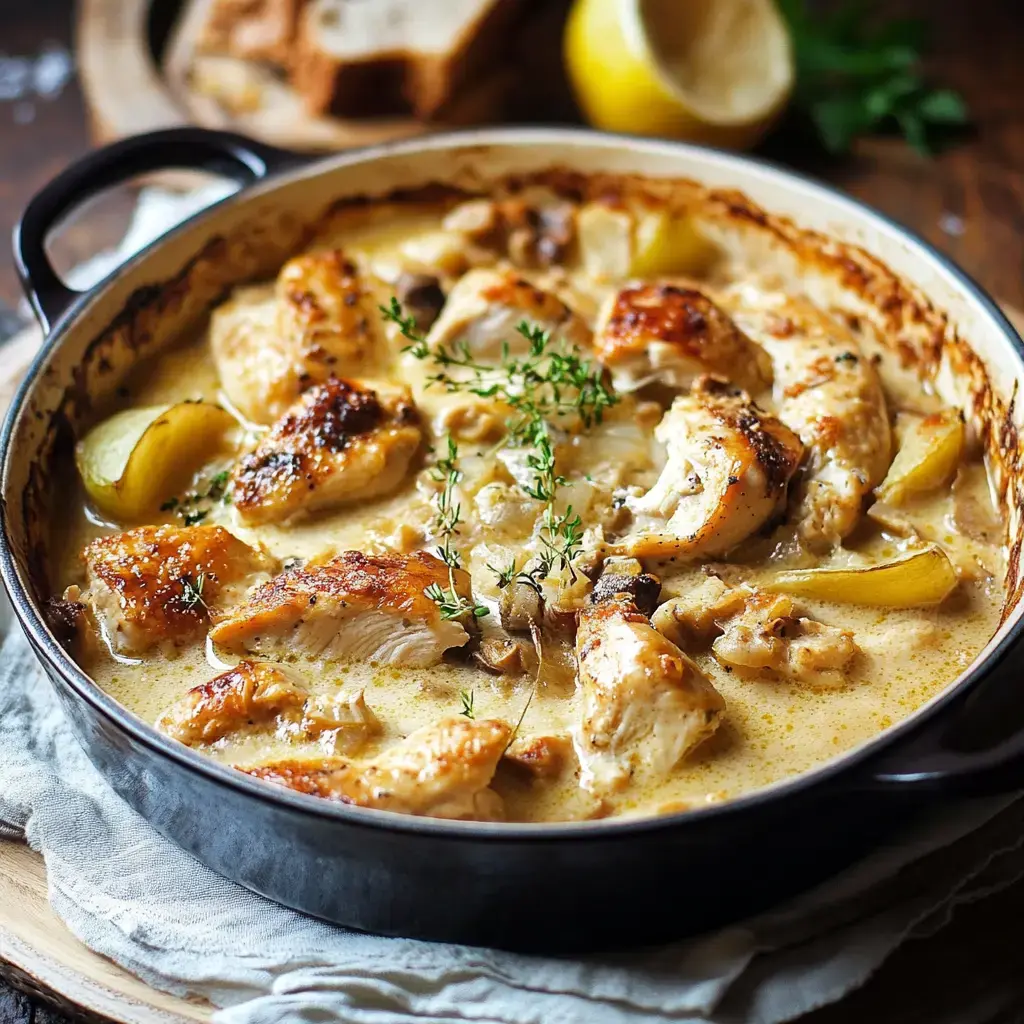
[3,0,1024,1021]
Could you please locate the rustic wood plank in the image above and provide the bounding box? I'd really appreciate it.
[0,841,209,1024]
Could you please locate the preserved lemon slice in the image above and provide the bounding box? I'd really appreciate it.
[564,0,794,150]
[76,402,236,521]
[770,545,959,608]
[876,409,965,505]
[577,203,714,281]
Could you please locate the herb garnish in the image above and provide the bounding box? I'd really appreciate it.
[382,297,616,593]
[161,470,233,524]
[458,689,476,719]
[504,620,543,753]
[424,435,489,622]
[179,572,207,611]
[779,0,969,154]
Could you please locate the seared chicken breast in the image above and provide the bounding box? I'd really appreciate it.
[593,283,773,394]
[209,550,474,666]
[653,579,858,688]
[620,377,804,559]
[424,268,592,365]
[574,594,725,792]
[231,377,422,526]
[243,716,511,820]
[722,287,892,547]
[155,658,383,750]
[211,250,389,424]
[81,525,274,656]
[155,660,308,744]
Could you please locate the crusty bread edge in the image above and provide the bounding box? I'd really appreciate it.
[292,0,524,119]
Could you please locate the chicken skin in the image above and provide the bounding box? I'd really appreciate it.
[722,286,892,547]
[653,578,858,688]
[231,377,422,525]
[574,594,725,792]
[155,659,383,750]
[423,268,592,365]
[621,376,804,559]
[208,550,474,666]
[81,525,274,656]
[593,283,773,394]
[155,660,309,744]
[243,716,511,820]
[211,250,389,424]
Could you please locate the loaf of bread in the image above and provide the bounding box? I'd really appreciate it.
[196,0,303,65]
[291,0,523,118]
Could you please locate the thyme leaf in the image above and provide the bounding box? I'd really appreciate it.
[179,572,207,611]
[386,300,616,592]
[424,435,489,622]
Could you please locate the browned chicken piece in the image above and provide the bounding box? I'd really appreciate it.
[209,550,473,667]
[574,595,725,792]
[155,659,383,751]
[81,525,275,656]
[45,587,101,658]
[503,733,574,779]
[423,268,592,366]
[231,377,422,526]
[712,590,857,688]
[211,250,389,424]
[593,283,773,394]
[620,377,804,559]
[243,716,512,820]
[653,579,858,688]
[155,660,309,745]
[722,287,892,547]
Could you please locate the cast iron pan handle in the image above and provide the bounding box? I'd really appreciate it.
[865,640,1024,795]
[13,126,304,333]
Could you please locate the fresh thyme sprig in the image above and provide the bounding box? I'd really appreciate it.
[161,470,233,524]
[425,435,489,622]
[179,572,207,611]
[383,298,616,591]
[504,620,543,753]
[458,688,476,719]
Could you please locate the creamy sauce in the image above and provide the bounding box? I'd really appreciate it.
[54,199,1006,823]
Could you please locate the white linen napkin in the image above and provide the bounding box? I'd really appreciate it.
[2,623,1023,1024]
[3,186,1024,1023]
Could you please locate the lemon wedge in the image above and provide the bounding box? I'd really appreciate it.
[76,402,236,521]
[564,0,794,150]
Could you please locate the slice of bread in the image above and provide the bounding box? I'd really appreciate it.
[196,0,304,65]
[292,0,523,118]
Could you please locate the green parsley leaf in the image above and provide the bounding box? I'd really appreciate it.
[780,0,969,155]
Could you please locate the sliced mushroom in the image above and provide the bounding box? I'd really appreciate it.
[473,636,528,676]
[590,572,662,616]
[395,272,446,331]
[498,575,543,632]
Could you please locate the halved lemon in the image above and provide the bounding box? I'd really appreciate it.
[564,0,794,150]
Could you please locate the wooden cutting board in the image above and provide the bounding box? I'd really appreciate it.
[2,304,1023,1023]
